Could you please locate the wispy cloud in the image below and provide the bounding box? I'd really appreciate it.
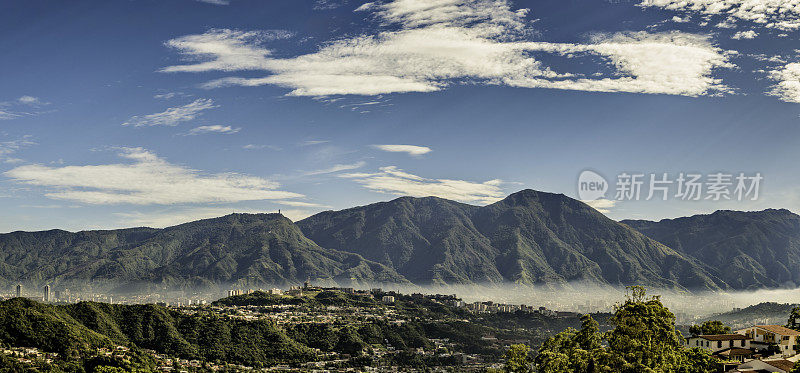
[340,166,504,204]
[0,96,49,120]
[372,144,431,156]
[4,147,302,205]
[162,0,733,98]
[300,140,330,146]
[160,29,293,73]
[122,99,217,127]
[17,96,44,105]
[243,144,281,151]
[0,135,36,163]
[195,0,230,5]
[305,161,366,175]
[186,124,241,135]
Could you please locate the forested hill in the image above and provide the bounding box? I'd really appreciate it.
[1,189,797,291]
[0,213,406,289]
[298,190,724,290]
[622,209,800,290]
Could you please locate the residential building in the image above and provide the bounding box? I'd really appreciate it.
[736,325,800,357]
[685,334,751,354]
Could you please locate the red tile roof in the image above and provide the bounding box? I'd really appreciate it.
[764,359,794,372]
[696,334,750,341]
[754,325,800,336]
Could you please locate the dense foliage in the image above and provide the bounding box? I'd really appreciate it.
[535,287,718,373]
[0,291,598,370]
[689,320,731,336]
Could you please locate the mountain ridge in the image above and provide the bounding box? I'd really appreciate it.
[0,190,795,292]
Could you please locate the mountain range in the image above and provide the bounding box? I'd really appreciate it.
[0,189,797,292]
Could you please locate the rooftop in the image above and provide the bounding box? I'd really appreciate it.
[752,325,800,336]
[695,334,750,341]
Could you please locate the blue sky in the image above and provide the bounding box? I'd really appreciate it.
[1,0,800,231]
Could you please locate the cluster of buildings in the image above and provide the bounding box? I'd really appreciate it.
[686,324,800,372]
[462,300,572,316]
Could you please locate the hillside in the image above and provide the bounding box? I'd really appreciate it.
[0,292,602,369]
[299,190,725,290]
[1,190,797,291]
[0,214,407,289]
[622,209,800,289]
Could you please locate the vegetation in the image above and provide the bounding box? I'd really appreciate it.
[534,286,718,373]
[0,290,597,370]
[623,208,800,290]
[689,320,731,336]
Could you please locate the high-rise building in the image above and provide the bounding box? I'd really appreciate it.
[15,284,21,298]
[43,285,51,302]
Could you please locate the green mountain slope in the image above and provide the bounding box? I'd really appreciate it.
[622,209,800,290]
[0,214,407,289]
[471,190,723,289]
[299,190,724,290]
[297,196,502,284]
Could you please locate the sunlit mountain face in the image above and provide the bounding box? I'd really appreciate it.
[1,0,799,232]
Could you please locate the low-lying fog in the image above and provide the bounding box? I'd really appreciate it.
[9,281,800,325]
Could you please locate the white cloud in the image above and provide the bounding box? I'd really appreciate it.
[116,207,315,228]
[672,15,690,22]
[301,140,330,146]
[122,99,217,127]
[160,29,292,73]
[513,32,734,96]
[582,198,616,213]
[305,161,366,175]
[4,147,302,205]
[186,124,241,135]
[731,30,758,39]
[639,0,800,31]
[162,0,733,98]
[767,62,800,103]
[372,144,432,156]
[340,165,504,204]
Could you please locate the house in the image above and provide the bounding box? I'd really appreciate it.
[686,334,751,354]
[715,347,755,363]
[736,325,800,357]
[729,358,795,373]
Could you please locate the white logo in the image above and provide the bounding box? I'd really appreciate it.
[577,170,608,201]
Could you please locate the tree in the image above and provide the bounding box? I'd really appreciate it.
[534,315,602,373]
[603,286,687,372]
[787,307,800,331]
[505,344,533,373]
[689,320,731,336]
[680,348,718,373]
[535,286,718,373]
